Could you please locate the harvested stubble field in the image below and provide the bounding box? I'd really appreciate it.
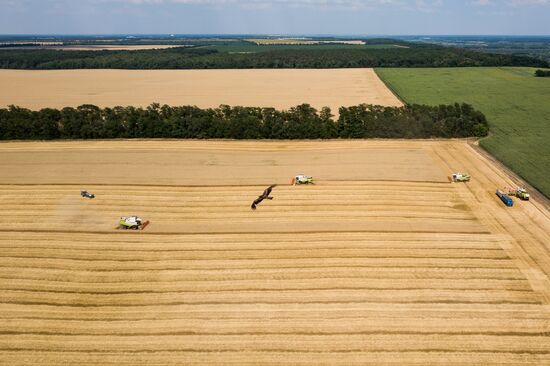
[0,140,549,365]
[0,68,403,112]
[0,45,186,51]
[53,45,188,51]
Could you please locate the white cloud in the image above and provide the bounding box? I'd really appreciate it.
[471,0,491,5]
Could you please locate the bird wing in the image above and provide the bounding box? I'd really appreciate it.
[264,185,276,196]
[253,196,264,205]
[251,195,264,210]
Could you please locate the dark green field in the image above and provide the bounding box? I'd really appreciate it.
[376,67,550,198]
[202,42,403,53]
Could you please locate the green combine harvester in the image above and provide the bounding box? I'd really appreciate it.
[508,187,530,201]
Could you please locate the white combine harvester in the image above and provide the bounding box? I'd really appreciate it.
[118,216,150,230]
[292,174,314,185]
[449,173,471,183]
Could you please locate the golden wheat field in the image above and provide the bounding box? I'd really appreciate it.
[0,68,402,112]
[0,140,549,365]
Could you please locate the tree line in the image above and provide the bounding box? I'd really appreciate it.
[535,69,550,77]
[0,103,489,140]
[0,43,547,69]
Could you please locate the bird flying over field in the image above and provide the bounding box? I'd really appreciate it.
[251,185,276,210]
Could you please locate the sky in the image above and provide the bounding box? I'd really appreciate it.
[0,0,549,35]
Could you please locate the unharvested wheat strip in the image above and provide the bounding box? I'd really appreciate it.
[0,150,444,185]
[2,317,548,335]
[1,212,472,223]
[1,303,546,321]
[0,185,456,194]
[0,211,478,223]
[0,267,525,283]
[0,188,456,197]
[0,140,444,151]
[0,207,475,220]
[0,240,502,255]
[1,288,542,306]
[0,220,481,233]
[0,233,504,246]
[0,248,509,261]
[0,230,498,241]
[0,140,448,150]
[2,193,460,202]
[0,203,473,215]
[0,192,459,203]
[0,182,457,193]
[0,221,488,235]
[3,310,548,323]
[0,212,482,223]
[0,257,519,271]
[0,193,458,203]
[0,278,532,293]
[0,239,505,251]
[3,310,548,322]
[0,241,508,255]
[88,189,457,198]
[0,178,454,185]
[0,230,502,243]
[1,334,549,353]
[0,203,462,213]
[2,350,549,366]
[0,201,463,210]
[0,264,519,278]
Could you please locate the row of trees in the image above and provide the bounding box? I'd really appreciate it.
[535,69,550,77]
[0,43,547,69]
[0,103,489,140]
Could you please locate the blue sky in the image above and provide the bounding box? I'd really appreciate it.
[1,0,549,35]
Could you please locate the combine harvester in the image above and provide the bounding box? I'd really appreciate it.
[449,173,471,183]
[496,189,514,207]
[118,216,150,230]
[507,187,530,201]
[292,174,314,185]
[80,190,95,199]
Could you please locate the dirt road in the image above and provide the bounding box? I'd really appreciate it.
[0,140,548,365]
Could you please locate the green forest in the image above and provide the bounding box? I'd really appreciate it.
[0,41,547,69]
[0,103,488,140]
